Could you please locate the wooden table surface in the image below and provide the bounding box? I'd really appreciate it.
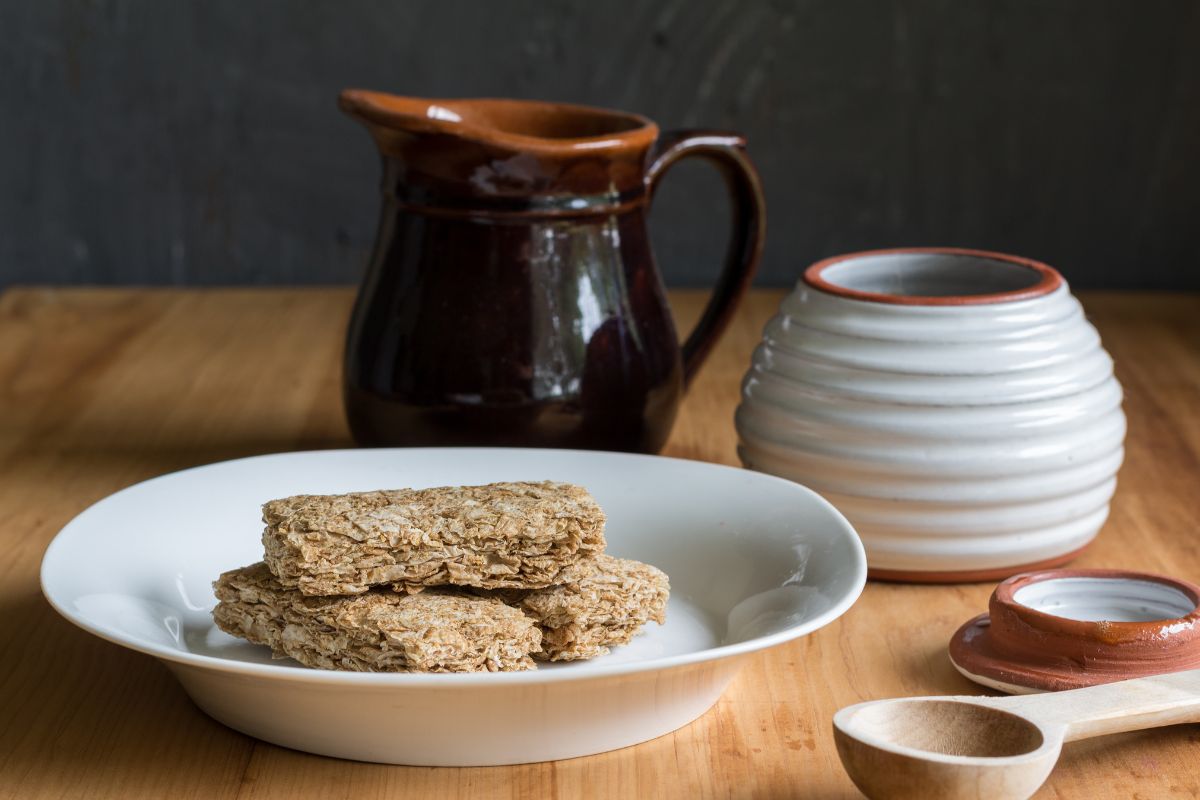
[2,287,1198,799]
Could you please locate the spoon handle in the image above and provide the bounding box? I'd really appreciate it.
[996,669,1200,742]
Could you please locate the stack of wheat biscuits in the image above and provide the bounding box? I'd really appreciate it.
[212,481,670,672]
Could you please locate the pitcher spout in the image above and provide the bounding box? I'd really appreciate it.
[338,90,657,151]
[338,89,659,208]
[338,91,475,142]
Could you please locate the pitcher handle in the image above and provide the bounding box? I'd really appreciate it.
[645,130,766,386]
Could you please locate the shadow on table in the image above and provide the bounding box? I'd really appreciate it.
[925,640,991,695]
[0,590,254,795]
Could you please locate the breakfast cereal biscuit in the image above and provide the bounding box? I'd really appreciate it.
[516,554,669,661]
[212,562,541,672]
[261,481,606,596]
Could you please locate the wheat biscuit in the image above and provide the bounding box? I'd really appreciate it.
[517,554,669,661]
[213,562,541,672]
[261,481,606,596]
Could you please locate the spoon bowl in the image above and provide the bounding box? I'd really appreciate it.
[834,669,1200,800]
[834,699,1061,800]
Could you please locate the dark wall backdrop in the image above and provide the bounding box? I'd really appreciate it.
[3,1,1198,289]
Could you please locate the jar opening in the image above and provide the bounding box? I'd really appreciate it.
[804,248,1062,305]
[1012,577,1198,623]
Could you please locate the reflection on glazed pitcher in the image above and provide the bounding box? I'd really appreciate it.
[339,91,765,453]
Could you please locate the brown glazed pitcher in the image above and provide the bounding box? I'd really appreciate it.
[338,91,765,453]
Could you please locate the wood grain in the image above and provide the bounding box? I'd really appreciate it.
[1,287,1198,800]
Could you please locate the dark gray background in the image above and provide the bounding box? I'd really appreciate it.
[3,1,1198,289]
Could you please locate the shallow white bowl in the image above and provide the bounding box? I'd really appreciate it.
[41,448,866,766]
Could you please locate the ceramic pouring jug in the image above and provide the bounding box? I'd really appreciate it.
[339,91,765,453]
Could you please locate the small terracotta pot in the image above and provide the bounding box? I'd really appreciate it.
[950,568,1200,693]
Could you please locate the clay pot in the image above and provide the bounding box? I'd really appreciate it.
[339,91,766,453]
[735,247,1126,581]
[950,568,1200,693]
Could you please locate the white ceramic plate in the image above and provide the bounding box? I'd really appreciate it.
[41,448,865,766]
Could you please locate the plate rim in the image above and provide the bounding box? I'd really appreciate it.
[41,447,867,687]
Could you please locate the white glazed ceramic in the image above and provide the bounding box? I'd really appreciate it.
[41,448,866,765]
[735,248,1126,582]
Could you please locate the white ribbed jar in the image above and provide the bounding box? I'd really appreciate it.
[735,248,1126,582]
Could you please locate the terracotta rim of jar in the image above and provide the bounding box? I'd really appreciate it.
[803,247,1064,306]
[949,568,1200,692]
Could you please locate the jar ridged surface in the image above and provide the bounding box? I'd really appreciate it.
[736,271,1125,581]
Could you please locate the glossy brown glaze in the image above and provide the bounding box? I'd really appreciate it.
[339,92,765,452]
[804,247,1063,306]
[950,569,1200,692]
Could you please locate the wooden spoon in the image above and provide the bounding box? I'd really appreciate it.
[833,669,1200,800]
